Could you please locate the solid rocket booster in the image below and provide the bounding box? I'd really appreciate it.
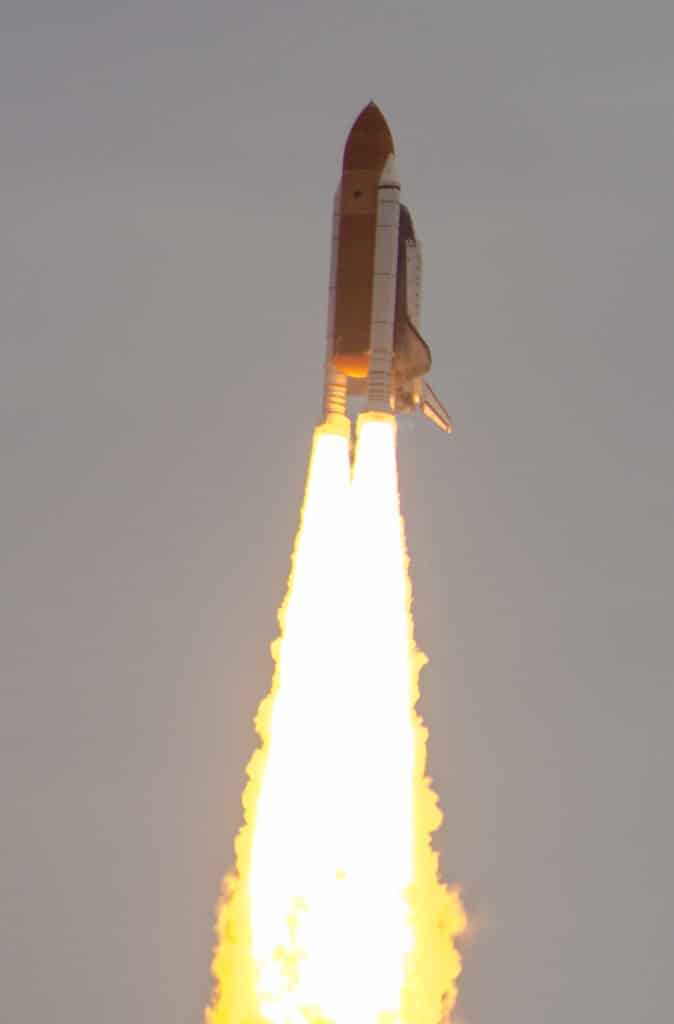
[323,102,452,434]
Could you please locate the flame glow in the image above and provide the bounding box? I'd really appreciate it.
[207,414,465,1024]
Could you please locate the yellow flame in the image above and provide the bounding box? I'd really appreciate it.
[207,414,465,1024]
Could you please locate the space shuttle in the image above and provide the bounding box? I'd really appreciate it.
[323,102,452,434]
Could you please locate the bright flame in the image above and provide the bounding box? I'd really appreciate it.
[208,414,465,1024]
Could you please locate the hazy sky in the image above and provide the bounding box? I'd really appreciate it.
[2,2,673,1023]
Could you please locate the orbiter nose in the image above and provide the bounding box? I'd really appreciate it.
[342,101,395,173]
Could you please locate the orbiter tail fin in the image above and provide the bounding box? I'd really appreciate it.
[421,381,453,434]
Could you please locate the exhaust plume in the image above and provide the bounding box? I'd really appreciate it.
[207,414,465,1024]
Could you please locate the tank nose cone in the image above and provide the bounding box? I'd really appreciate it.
[342,101,394,173]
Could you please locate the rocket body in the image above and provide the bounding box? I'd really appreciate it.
[324,103,452,434]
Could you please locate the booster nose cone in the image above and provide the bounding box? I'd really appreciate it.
[342,101,394,173]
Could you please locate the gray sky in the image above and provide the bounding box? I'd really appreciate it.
[2,2,673,1022]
